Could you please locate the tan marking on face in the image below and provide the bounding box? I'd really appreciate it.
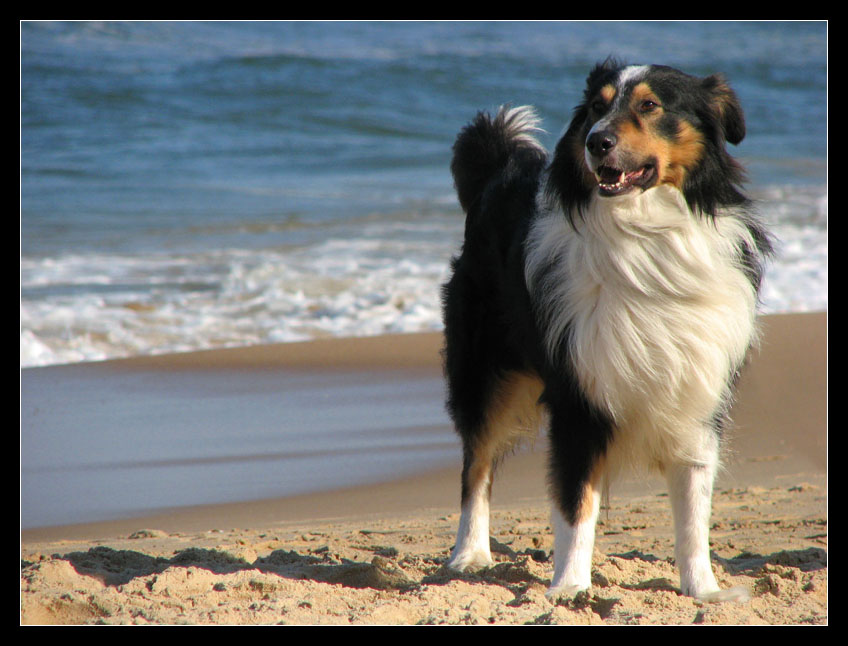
[615,118,660,159]
[662,120,704,188]
[600,84,616,104]
[610,112,704,190]
[630,82,660,109]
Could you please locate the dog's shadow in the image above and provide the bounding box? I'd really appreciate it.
[27,545,420,591]
[22,543,826,597]
[713,547,827,574]
[24,538,549,598]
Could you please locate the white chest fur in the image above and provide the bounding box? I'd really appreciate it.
[525,186,759,466]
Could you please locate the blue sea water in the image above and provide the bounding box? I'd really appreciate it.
[21,21,828,367]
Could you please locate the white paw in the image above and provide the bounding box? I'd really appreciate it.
[695,585,751,603]
[545,582,590,601]
[446,549,493,572]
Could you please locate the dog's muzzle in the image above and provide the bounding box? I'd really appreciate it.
[585,129,656,197]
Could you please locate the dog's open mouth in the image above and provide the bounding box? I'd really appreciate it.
[594,164,655,196]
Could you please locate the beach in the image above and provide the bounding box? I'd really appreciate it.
[20,311,827,625]
[20,21,827,626]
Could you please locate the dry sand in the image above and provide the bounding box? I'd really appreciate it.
[20,312,827,625]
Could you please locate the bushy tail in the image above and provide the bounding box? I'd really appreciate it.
[450,105,547,213]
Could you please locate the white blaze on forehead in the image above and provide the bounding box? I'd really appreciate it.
[590,65,651,131]
[616,64,650,89]
[584,65,650,169]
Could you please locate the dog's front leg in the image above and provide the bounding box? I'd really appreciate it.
[546,484,601,599]
[666,451,749,602]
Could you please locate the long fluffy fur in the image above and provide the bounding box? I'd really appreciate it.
[525,185,761,469]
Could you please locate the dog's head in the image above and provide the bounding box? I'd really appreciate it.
[547,58,748,216]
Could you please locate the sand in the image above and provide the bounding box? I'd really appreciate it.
[20,312,827,625]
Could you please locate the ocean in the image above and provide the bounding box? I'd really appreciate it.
[21,21,827,367]
[20,22,828,529]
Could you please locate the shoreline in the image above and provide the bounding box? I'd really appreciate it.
[21,312,826,538]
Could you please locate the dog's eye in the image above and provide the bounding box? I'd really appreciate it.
[590,100,607,114]
[639,100,659,113]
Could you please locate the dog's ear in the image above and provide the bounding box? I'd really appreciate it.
[701,74,746,145]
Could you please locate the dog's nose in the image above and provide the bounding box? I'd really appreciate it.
[586,130,617,157]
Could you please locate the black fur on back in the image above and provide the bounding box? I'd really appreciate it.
[442,107,548,438]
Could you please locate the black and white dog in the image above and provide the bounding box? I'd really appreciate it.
[441,59,772,601]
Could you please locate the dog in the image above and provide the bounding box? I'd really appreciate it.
[441,59,772,602]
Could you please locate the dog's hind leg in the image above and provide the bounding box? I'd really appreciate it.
[448,438,497,571]
[447,372,544,571]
